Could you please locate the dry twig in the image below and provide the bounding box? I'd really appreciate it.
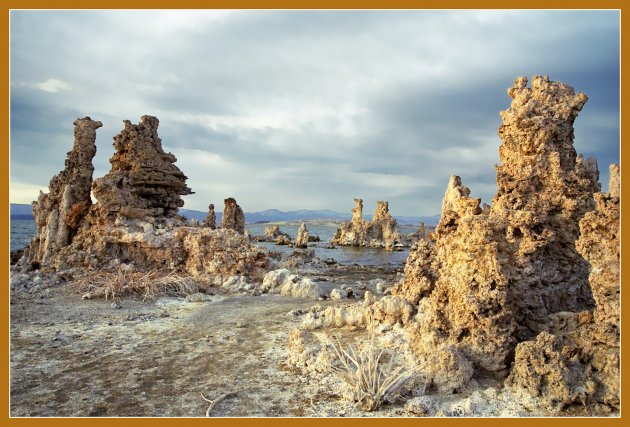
[200,390,239,417]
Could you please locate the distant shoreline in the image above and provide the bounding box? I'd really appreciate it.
[9,203,440,226]
[10,215,34,220]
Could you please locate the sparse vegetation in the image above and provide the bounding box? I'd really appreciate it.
[75,269,201,301]
[328,315,417,411]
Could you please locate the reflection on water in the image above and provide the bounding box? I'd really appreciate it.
[10,220,415,267]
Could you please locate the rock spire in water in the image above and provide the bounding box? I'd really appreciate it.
[331,199,402,250]
[294,223,309,248]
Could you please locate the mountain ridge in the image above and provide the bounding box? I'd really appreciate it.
[10,203,440,226]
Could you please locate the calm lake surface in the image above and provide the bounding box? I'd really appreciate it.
[247,222,415,266]
[10,220,36,253]
[10,220,416,267]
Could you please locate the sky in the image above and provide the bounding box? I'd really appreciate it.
[9,10,620,216]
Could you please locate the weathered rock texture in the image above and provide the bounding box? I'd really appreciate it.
[202,204,216,229]
[395,76,609,405]
[28,117,102,267]
[391,237,437,305]
[221,198,245,234]
[255,224,291,244]
[260,269,324,299]
[302,294,415,330]
[91,115,193,220]
[507,164,620,412]
[576,164,620,346]
[400,222,428,246]
[294,223,309,248]
[25,116,269,282]
[492,76,600,339]
[332,199,402,250]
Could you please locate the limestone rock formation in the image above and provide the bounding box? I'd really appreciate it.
[260,269,324,299]
[301,294,414,330]
[607,163,620,198]
[28,117,102,268]
[255,224,291,244]
[25,115,269,282]
[507,163,621,411]
[202,204,216,229]
[221,198,245,234]
[441,175,472,215]
[576,164,620,346]
[400,222,428,246]
[492,75,600,339]
[397,76,604,397]
[91,115,193,220]
[294,223,309,248]
[505,327,596,412]
[276,235,292,245]
[370,201,403,250]
[391,238,437,305]
[332,198,368,246]
[332,199,402,250]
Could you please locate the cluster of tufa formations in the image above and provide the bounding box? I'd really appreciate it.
[332,199,403,250]
[286,76,620,415]
[23,115,268,281]
[16,75,619,416]
[390,76,619,412]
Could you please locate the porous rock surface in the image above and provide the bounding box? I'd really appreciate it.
[261,269,324,299]
[577,163,621,341]
[202,204,216,229]
[221,198,245,234]
[252,224,292,245]
[390,76,617,411]
[28,117,102,268]
[507,164,620,412]
[332,199,402,251]
[266,224,290,241]
[24,116,269,282]
[301,293,414,330]
[294,223,309,248]
[91,115,193,220]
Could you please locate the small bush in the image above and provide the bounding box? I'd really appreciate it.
[328,316,416,411]
[75,269,201,301]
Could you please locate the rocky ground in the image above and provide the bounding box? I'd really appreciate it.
[12,259,611,418]
[10,262,409,417]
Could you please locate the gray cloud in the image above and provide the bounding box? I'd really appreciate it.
[10,10,620,215]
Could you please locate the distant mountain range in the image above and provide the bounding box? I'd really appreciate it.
[11,204,440,226]
[10,204,36,220]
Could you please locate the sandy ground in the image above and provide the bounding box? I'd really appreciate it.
[10,264,410,417]
[10,262,617,418]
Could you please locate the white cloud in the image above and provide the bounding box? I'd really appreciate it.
[9,10,620,215]
[10,182,48,203]
[35,78,70,93]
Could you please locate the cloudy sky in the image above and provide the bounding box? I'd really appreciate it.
[10,10,619,216]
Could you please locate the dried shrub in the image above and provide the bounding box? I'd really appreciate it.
[328,315,416,411]
[75,269,201,301]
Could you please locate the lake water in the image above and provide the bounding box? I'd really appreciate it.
[10,220,36,252]
[247,222,414,266]
[10,220,415,267]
